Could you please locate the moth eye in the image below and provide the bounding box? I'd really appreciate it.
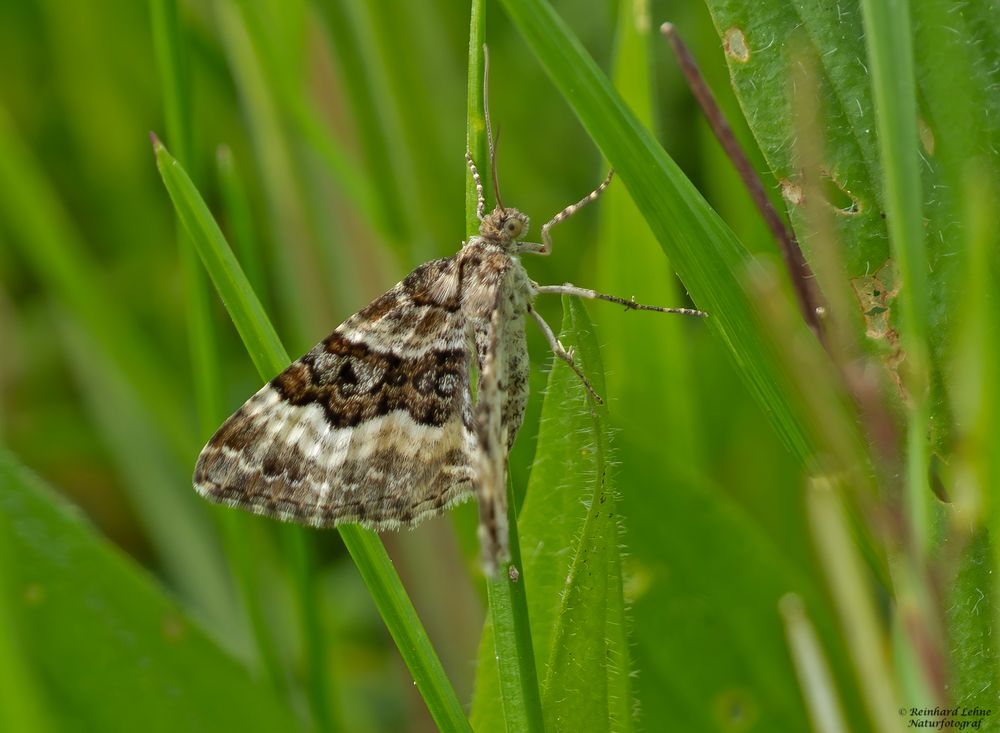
[505,220,520,235]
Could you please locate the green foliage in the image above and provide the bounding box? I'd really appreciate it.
[0,451,304,733]
[0,0,997,731]
[472,298,630,732]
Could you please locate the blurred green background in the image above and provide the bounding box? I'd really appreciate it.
[1,0,995,731]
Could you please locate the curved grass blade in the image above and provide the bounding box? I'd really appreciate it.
[153,138,472,733]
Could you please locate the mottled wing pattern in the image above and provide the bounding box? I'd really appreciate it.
[464,253,533,569]
[194,256,480,530]
[472,287,511,570]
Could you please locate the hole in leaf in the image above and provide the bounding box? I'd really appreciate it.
[820,173,861,216]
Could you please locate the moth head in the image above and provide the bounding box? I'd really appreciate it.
[480,207,530,248]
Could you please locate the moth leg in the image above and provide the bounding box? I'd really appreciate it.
[540,169,614,254]
[527,305,603,404]
[465,152,486,221]
[535,283,708,318]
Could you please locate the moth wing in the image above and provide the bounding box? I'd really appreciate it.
[193,256,479,529]
[474,278,517,576]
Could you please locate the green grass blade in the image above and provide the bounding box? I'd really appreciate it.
[498,0,813,463]
[213,0,323,347]
[349,1,462,259]
[483,505,545,733]
[465,0,487,237]
[337,528,472,733]
[280,527,338,733]
[150,0,195,172]
[153,138,472,733]
[153,137,287,379]
[233,1,382,240]
[858,0,930,557]
[779,595,850,733]
[857,0,941,707]
[857,0,928,373]
[0,450,305,733]
[534,298,631,732]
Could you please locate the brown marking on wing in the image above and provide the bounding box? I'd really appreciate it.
[270,333,465,429]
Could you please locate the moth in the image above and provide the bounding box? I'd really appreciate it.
[193,56,706,573]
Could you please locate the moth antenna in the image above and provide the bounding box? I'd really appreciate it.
[482,44,505,212]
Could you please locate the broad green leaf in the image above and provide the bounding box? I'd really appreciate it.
[703,0,1000,396]
[947,170,1000,725]
[703,0,888,275]
[944,526,1000,716]
[0,491,51,733]
[56,319,245,653]
[533,299,631,732]
[473,298,631,732]
[0,450,305,733]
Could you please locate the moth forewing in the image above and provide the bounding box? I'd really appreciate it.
[194,256,483,533]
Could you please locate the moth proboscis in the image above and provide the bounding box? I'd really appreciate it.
[193,49,707,575]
